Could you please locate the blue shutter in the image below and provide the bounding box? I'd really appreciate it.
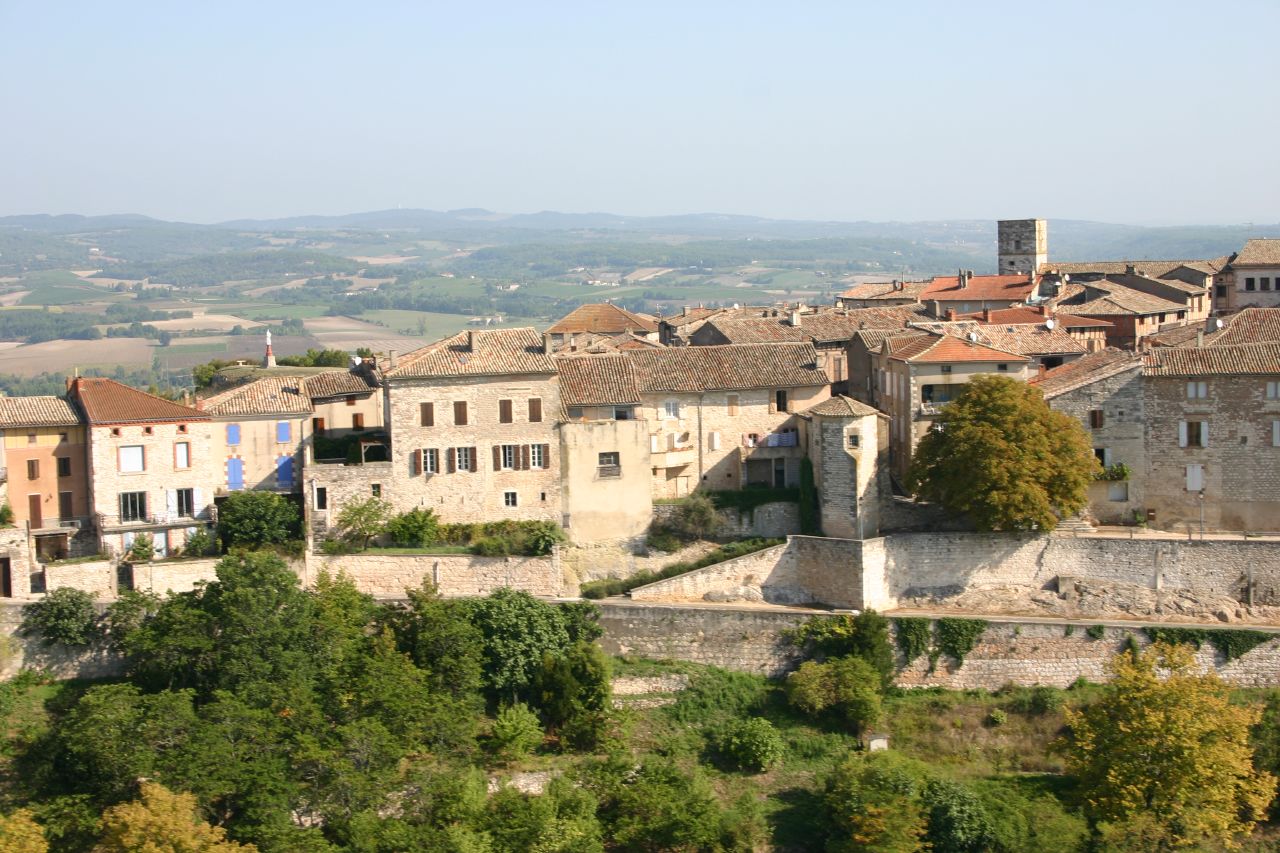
[276,421,291,444]
[276,455,294,488]
[226,424,241,446]
[227,458,244,490]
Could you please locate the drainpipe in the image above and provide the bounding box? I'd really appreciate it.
[697,393,705,484]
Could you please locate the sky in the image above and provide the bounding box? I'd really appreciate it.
[2,1,1277,226]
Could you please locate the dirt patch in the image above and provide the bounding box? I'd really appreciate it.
[0,291,31,306]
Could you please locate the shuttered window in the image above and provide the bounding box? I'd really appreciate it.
[528,398,542,423]
[420,402,434,426]
[175,442,191,469]
[119,445,145,473]
[276,421,292,443]
[454,401,468,425]
[499,399,513,423]
[226,424,241,446]
[1088,410,1104,429]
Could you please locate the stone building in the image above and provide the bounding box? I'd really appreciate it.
[546,302,659,346]
[1228,239,1280,310]
[920,271,1043,315]
[200,376,311,494]
[1033,349,1147,524]
[952,306,1112,353]
[67,378,215,558]
[800,396,885,539]
[1141,342,1280,532]
[835,279,930,309]
[0,397,91,562]
[1052,280,1190,349]
[997,219,1048,275]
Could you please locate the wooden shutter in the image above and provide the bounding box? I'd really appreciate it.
[493,445,502,471]
[469,447,478,472]
[521,444,530,470]
[411,449,422,475]
[528,398,542,423]
[421,402,434,427]
[1089,410,1103,429]
[447,447,456,473]
[499,399,513,423]
[454,401,467,425]
[540,444,550,468]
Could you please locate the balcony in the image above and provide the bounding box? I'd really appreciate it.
[650,446,695,469]
[97,510,211,531]
[916,403,944,419]
[30,517,92,534]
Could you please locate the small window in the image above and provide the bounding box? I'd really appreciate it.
[314,487,328,510]
[312,417,326,435]
[346,396,357,406]
[774,390,788,413]
[276,421,292,443]
[530,444,546,469]
[1180,420,1208,448]
[454,401,468,426]
[1094,447,1111,467]
[420,402,434,427]
[996,364,1008,372]
[26,459,39,480]
[567,407,584,421]
[1089,410,1105,429]
[423,448,439,474]
[111,427,121,437]
[598,451,621,478]
[503,491,518,507]
[1266,381,1279,400]
[143,426,153,436]
[614,407,632,421]
[371,483,381,498]
[352,413,365,430]
[26,433,35,445]
[175,442,191,469]
[848,433,860,448]
[118,445,145,473]
[499,399,513,424]
[177,424,187,434]
[1245,277,1256,291]
[1263,277,1273,291]
[176,488,194,518]
[56,457,71,477]
[1186,381,1207,399]
[501,444,517,470]
[528,398,543,423]
[456,446,473,471]
[664,400,681,420]
[940,365,953,374]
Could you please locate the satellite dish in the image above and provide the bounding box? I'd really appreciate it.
[1214,318,1224,330]
[966,331,979,342]
[1045,318,1056,330]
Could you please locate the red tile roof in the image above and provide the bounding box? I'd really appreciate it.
[1031,349,1142,398]
[886,333,1028,364]
[1143,342,1280,377]
[301,371,378,399]
[556,354,643,406]
[838,279,931,301]
[69,377,207,425]
[952,306,1112,329]
[920,274,1039,302]
[803,395,879,418]
[1208,307,1280,347]
[547,303,659,335]
[0,396,81,427]
[625,343,829,392]
[1232,239,1280,267]
[387,328,556,379]
[975,326,1086,357]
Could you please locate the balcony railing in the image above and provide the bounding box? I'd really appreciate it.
[97,509,211,528]
[743,431,798,448]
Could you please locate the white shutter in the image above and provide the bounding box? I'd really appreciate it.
[1200,421,1208,447]
[193,488,203,518]
[1178,421,1188,447]
[1186,464,1203,492]
[708,431,721,451]
[650,434,660,453]
[166,490,178,521]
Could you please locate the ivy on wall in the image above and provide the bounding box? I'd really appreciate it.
[1144,626,1273,663]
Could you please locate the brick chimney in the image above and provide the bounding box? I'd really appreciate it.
[946,309,957,321]
[982,308,991,322]
[467,330,477,351]
[542,332,553,354]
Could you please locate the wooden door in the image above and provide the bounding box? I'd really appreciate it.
[27,494,42,529]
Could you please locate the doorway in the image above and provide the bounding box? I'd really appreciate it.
[0,559,11,598]
[27,494,42,529]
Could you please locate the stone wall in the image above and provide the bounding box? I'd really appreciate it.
[559,539,719,585]
[628,544,795,604]
[0,602,125,680]
[303,550,563,598]
[652,501,800,539]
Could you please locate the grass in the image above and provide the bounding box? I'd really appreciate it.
[166,341,230,355]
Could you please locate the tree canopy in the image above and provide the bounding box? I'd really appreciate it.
[905,374,1098,531]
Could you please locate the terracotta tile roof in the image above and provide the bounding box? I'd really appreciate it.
[1032,348,1142,398]
[838,279,931,301]
[1067,283,1187,316]
[1146,325,1206,348]
[386,328,556,379]
[1208,307,1280,347]
[886,333,1028,364]
[1105,273,1207,297]
[1232,239,1280,267]
[301,371,378,400]
[920,274,1039,302]
[951,307,1112,329]
[612,332,664,350]
[1143,342,1280,377]
[840,304,933,329]
[659,306,723,326]
[851,328,930,351]
[0,396,81,427]
[69,377,208,425]
[803,395,879,418]
[975,326,1087,357]
[200,377,313,417]
[625,343,829,392]
[694,317,808,345]
[556,354,643,407]
[1044,259,1225,278]
[547,303,659,335]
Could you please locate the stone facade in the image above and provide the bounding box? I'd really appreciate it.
[997,219,1048,276]
[651,501,801,539]
[805,406,883,539]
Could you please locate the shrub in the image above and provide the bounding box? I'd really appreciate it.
[788,610,896,690]
[535,640,612,750]
[821,752,930,853]
[0,503,13,526]
[785,656,882,732]
[435,520,566,557]
[645,527,682,553]
[580,538,782,600]
[670,667,770,726]
[182,527,217,558]
[920,777,996,853]
[714,717,783,773]
[386,507,440,547]
[490,703,543,761]
[1006,685,1064,716]
[22,587,98,646]
[669,492,721,540]
[935,618,987,666]
[126,533,155,563]
[984,709,1007,727]
[318,537,353,556]
[336,496,393,550]
[218,490,301,548]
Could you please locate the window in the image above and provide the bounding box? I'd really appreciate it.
[456,446,473,471]
[176,488,194,518]
[120,491,147,522]
[530,444,546,469]
[1264,277,1273,291]
[1267,381,1279,400]
[226,424,241,446]
[501,444,517,470]
[454,401,468,425]
[848,433,860,448]
[597,451,621,478]
[567,407,583,421]
[1089,409,1105,429]
[423,448,439,474]
[371,483,381,498]
[177,424,187,434]
[352,413,365,430]
[727,394,740,416]
[1246,277,1256,291]
[312,417,326,435]
[26,460,38,480]
[1108,482,1129,502]
[499,399,513,423]
[614,407,632,420]
[346,396,356,406]
[997,364,1008,372]
[663,400,681,420]
[118,445,145,473]
[1186,463,1203,492]
[276,421,292,443]
[56,457,71,477]
[174,442,190,469]
[58,492,73,519]
[314,487,328,510]
[528,398,543,423]
[1273,420,1280,448]
[1094,447,1112,467]
[110,427,121,437]
[1186,381,1208,399]
[774,390,788,413]
[1216,284,1227,298]
[26,433,35,444]
[1179,420,1208,448]
[503,491,518,507]
[420,402,434,427]
[276,455,294,487]
[921,385,957,404]
[940,365,953,374]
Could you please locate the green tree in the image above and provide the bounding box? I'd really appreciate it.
[904,374,1098,531]
[335,497,392,550]
[785,656,882,733]
[583,757,731,853]
[490,703,544,762]
[0,808,48,853]
[467,589,571,702]
[386,507,440,547]
[22,587,98,646]
[1055,642,1275,849]
[95,782,256,852]
[790,611,895,691]
[389,581,485,700]
[714,717,783,773]
[919,778,995,853]
[821,752,929,853]
[669,492,721,540]
[216,491,301,549]
[534,641,611,750]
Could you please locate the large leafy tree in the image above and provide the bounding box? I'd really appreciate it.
[1055,643,1275,849]
[94,782,255,852]
[905,374,1098,531]
[217,491,301,549]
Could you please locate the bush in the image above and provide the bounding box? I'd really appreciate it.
[22,587,98,646]
[1007,685,1064,716]
[182,527,217,558]
[318,537,353,556]
[895,617,932,667]
[1085,624,1106,640]
[920,778,996,853]
[435,520,566,557]
[336,496,393,550]
[935,618,988,666]
[490,703,543,761]
[788,610,896,691]
[714,717,783,772]
[126,533,155,563]
[984,709,1007,727]
[0,503,13,526]
[645,527,682,553]
[218,490,301,549]
[785,656,882,732]
[669,492,721,540]
[386,508,440,547]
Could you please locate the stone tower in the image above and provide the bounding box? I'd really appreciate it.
[997,219,1047,275]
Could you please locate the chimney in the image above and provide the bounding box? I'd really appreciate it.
[682,305,690,317]
[1196,330,1204,347]
[893,279,903,292]
[388,349,397,370]
[982,308,991,322]
[957,269,970,289]
[467,330,476,351]
[569,332,578,352]
[1125,264,1136,276]
[789,309,802,327]
[542,332,553,354]
[946,309,957,321]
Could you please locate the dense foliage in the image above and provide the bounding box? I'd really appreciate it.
[905,375,1099,532]
[21,588,98,647]
[216,491,302,550]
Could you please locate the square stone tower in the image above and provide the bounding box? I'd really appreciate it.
[997,219,1047,275]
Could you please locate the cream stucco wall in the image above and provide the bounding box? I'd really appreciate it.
[559,419,652,543]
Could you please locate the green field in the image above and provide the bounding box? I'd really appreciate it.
[18,270,124,306]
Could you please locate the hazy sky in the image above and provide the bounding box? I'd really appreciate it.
[2,1,1277,225]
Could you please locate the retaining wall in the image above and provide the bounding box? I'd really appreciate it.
[652,500,800,539]
[303,551,563,598]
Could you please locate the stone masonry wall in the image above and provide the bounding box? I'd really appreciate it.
[652,501,800,539]
[628,544,795,604]
[304,551,563,598]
